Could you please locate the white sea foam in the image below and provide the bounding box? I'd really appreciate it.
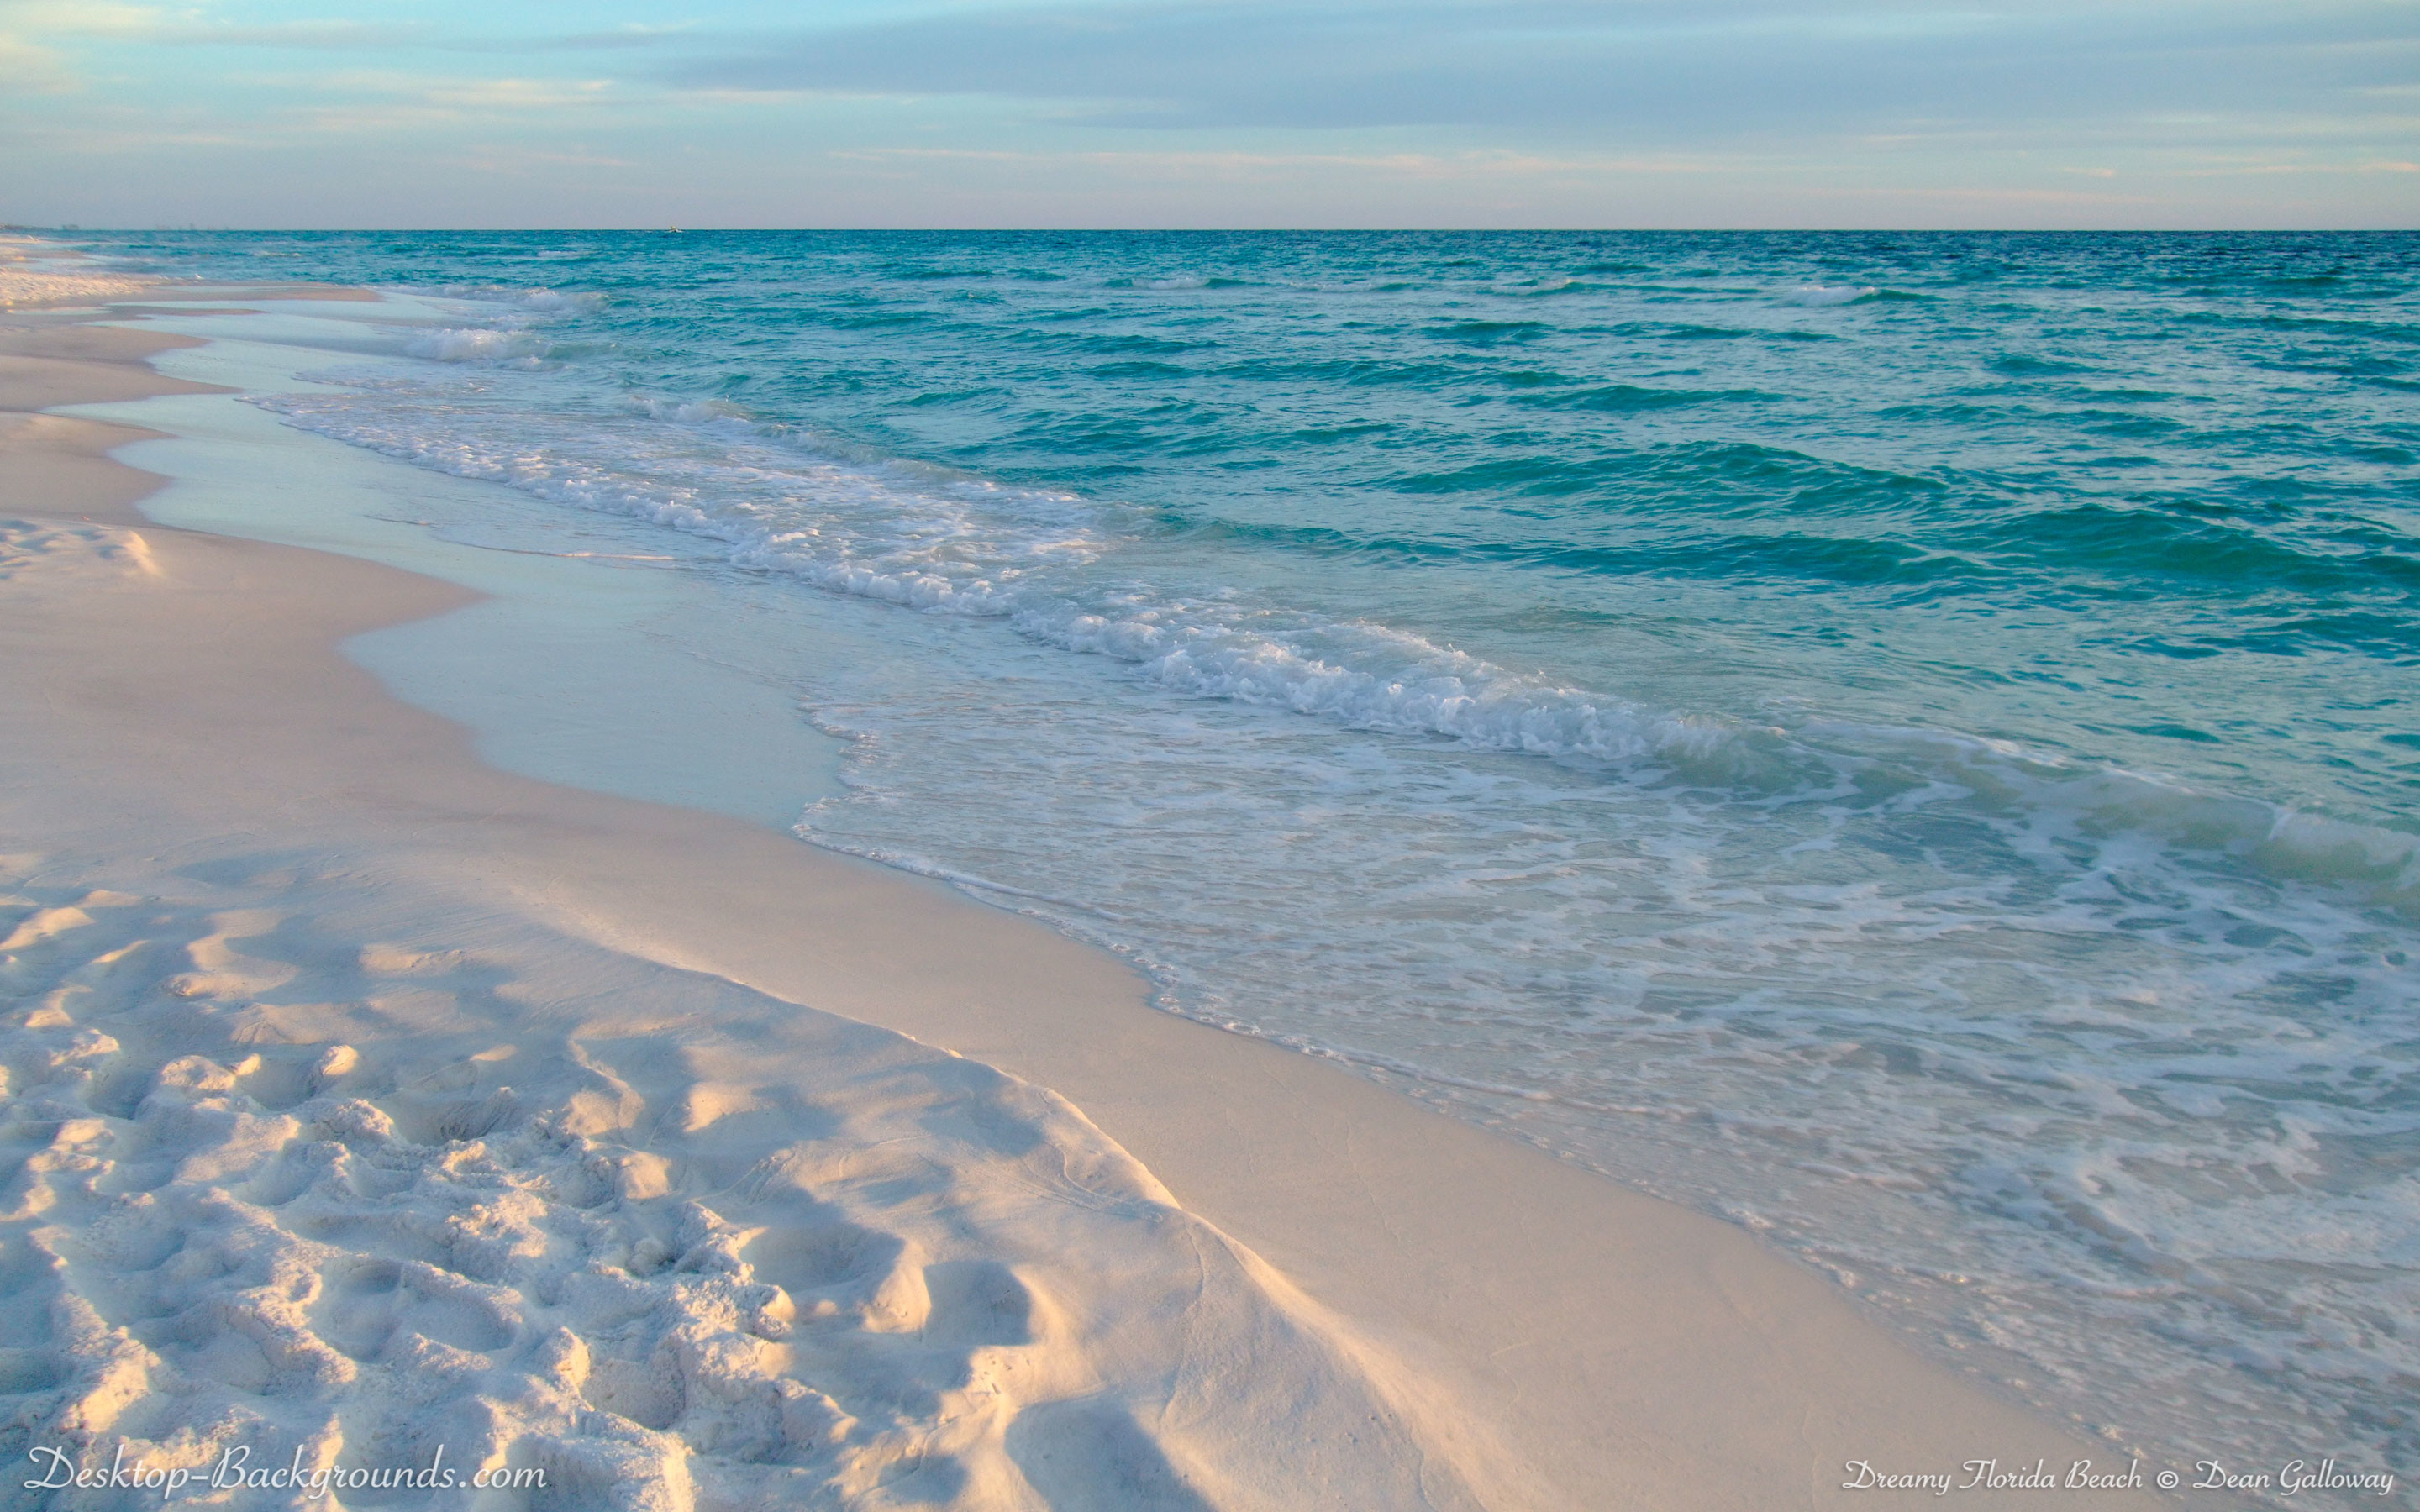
[253,386,1816,791]
[519,286,602,313]
[402,326,547,364]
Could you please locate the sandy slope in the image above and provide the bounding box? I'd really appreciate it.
[0,295,2178,1509]
[0,241,154,311]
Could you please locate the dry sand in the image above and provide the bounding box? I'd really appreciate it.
[0,237,377,312]
[0,254,154,312]
[0,289,2172,1509]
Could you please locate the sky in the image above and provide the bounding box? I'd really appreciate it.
[0,0,2414,228]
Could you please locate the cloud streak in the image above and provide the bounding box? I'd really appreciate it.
[655,0,2420,142]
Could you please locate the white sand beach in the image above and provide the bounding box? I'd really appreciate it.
[0,261,2173,1509]
[0,266,154,311]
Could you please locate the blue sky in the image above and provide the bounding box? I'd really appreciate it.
[2,0,2414,228]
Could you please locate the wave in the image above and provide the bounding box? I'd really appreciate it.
[519,287,600,313]
[1631,321,1842,344]
[1775,285,1928,307]
[1507,382,1773,413]
[1018,329,1206,357]
[1209,355,1477,390]
[2175,310,2420,345]
[1099,274,1251,291]
[1809,722,2420,914]
[1499,278,1611,298]
[1975,503,2420,601]
[402,327,547,364]
[1429,318,1549,343]
[397,287,599,365]
[429,283,601,314]
[256,386,2420,916]
[1988,353,2096,376]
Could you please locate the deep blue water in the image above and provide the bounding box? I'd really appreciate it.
[71,230,2420,1478]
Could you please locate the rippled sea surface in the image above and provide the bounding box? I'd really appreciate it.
[79,230,2419,1479]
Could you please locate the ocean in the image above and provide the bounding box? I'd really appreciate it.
[71,229,2419,1476]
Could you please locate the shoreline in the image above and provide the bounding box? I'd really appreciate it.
[1,277,2170,1507]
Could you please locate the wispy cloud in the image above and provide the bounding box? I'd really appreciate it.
[150,19,434,48]
[0,0,157,92]
[251,69,622,131]
[0,4,681,58]
[433,21,703,55]
[460,144,639,171]
[0,0,163,38]
[415,76,614,109]
[0,29,71,91]
[834,144,1733,179]
[653,0,2420,143]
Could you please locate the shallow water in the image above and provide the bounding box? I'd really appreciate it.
[74,230,2420,1484]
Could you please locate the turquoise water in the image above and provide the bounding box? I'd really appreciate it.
[76,231,2420,1478]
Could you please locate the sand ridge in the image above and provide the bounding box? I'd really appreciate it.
[0,517,160,580]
